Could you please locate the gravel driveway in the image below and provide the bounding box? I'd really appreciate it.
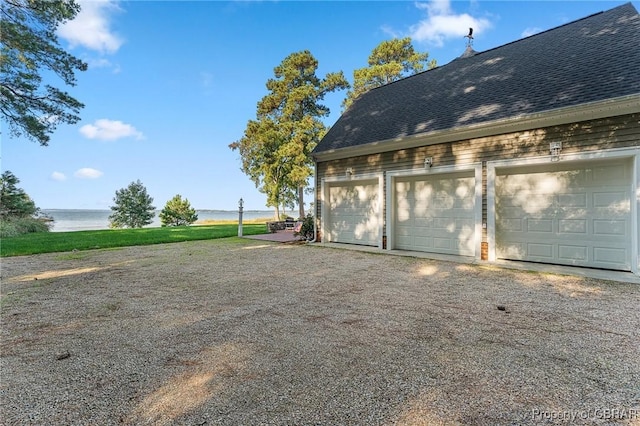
[1,238,639,425]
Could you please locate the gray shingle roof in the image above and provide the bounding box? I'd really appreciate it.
[314,3,640,155]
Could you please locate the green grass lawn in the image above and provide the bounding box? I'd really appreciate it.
[0,223,267,257]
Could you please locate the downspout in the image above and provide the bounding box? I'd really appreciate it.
[308,157,318,243]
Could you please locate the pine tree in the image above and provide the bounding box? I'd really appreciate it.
[109,180,155,228]
[0,170,50,236]
[0,171,37,218]
[1,0,87,145]
[230,50,348,219]
[342,38,436,111]
[159,195,198,227]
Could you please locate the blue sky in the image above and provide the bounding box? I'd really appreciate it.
[2,0,635,211]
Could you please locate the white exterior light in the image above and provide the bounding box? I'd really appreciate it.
[550,142,562,162]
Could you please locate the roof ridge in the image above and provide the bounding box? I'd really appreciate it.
[471,6,612,58]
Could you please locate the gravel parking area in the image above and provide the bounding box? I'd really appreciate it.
[1,238,639,425]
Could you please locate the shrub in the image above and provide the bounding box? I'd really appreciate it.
[294,214,315,241]
[160,195,198,227]
[0,216,51,238]
[1,171,37,218]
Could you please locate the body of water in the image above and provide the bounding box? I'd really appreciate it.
[42,209,278,232]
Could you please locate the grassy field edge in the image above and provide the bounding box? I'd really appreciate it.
[0,223,267,257]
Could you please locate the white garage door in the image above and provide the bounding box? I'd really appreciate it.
[327,179,380,246]
[495,158,632,271]
[394,172,476,256]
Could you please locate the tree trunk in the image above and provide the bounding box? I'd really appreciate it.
[298,186,305,219]
[274,206,280,221]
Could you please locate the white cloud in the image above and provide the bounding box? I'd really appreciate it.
[410,0,492,47]
[381,24,401,39]
[58,0,124,54]
[51,171,67,181]
[74,168,104,179]
[418,0,450,16]
[87,57,114,69]
[86,57,122,73]
[521,27,543,38]
[79,119,144,141]
[88,58,112,68]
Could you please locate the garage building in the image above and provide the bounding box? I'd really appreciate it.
[312,3,640,276]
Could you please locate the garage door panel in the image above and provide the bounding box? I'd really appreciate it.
[415,227,432,238]
[595,247,627,265]
[527,219,553,233]
[414,237,433,250]
[413,217,431,227]
[593,191,629,209]
[434,237,453,250]
[593,162,629,181]
[496,158,632,271]
[498,197,555,215]
[452,196,474,210]
[501,218,524,232]
[558,193,587,207]
[396,236,410,246]
[558,245,588,261]
[497,241,525,258]
[433,217,454,230]
[456,217,475,229]
[396,226,411,235]
[527,243,554,259]
[498,240,628,264]
[594,219,626,236]
[558,219,587,234]
[394,172,476,256]
[433,195,454,209]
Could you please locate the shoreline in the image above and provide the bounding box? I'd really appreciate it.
[42,209,283,233]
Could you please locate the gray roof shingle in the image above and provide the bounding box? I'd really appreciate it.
[314,3,640,154]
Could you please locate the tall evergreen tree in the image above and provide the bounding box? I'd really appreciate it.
[342,37,436,111]
[231,50,349,219]
[1,0,87,145]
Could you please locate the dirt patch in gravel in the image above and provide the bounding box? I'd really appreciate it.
[1,238,639,425]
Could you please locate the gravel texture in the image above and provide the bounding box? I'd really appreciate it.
[1,238,639,425]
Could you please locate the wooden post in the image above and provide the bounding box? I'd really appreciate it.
[238,198,244,237]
